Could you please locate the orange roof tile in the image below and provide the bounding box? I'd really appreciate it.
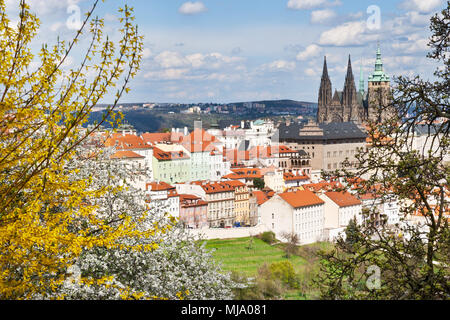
[223,168,263,180]
[279,190,324,208]
[252,190,270,205]
[303,181,342,192]
[153,147,190,161]
[284,171,309,182]
[105,134,150,150]
[325,191,362,207]
[110,150,145,159]
[191,181,235,194]
[146,181,175,191]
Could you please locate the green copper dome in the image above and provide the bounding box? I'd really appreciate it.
[368,45,390,83]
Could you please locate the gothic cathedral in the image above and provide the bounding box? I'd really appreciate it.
[317,45,391,124]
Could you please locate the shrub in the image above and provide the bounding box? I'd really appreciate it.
[268,260,300,289]
[260,231,276,244]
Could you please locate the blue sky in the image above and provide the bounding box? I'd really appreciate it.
[8,0,447,103]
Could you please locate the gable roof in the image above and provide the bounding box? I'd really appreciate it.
[325,191,362,207]
[110,150,145,160]
[153,147,190,161]
[279,190,324,208]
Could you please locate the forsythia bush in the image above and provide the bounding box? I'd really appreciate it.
[0,0,147,299]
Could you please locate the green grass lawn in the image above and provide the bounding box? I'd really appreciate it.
[202,237,335,299]
[203,237,308,276]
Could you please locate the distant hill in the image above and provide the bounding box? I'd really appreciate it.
[88,99,317,133]
[231,99,316,109]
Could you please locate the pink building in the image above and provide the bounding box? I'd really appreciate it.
[179,194,209,229]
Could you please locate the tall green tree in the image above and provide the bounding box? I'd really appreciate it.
[315,2,450,300]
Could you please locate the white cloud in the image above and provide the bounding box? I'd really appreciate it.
[262,60,297,72]
[154,51,187,69]
[287,0,341,10]
[144,68,190,80]
[142,48,152,59]
[146,51,245,81]
[391,34,429,54]
[406,11,433,26]
[318,21,378,46]
[305,68,318,77]
[296,44,323,60]
[400,0,442,14]
[178,1,208,15]
[310,9,336,24]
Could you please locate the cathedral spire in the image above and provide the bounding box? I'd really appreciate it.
[368,43,390,83]
[322,56,329,80]
[317,56,333,123]
[359,58,365,94]
[345,54,354,82]
[342,54,358,121]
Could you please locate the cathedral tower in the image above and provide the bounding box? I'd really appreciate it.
[317,56,332,123]
[342,55,361,122]
[367,44,391,123]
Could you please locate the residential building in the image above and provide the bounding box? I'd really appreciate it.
[179,194,209,229]
[145,181,180,218]
[175,181,235,228]
[223,180,250,226]
[283,169,311,189]
[110,150,147,190]
[320,191,362,229]
[152,146,191,183]
[260,190,325,245]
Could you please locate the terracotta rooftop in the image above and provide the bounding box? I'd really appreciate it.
[146,181,176,191]
[284,171,309,182]
[141,132,184,145]
[179,194,208,207]
[303,181,342,192]
[222,180,247,188]
[104,134,150,150]
[191,181,235,194]
[325,191,362,207]
[110,150,145,160]
[279,190,325,208]
[252,190,270,206]
[153,147,190,161]
[223,168,263,180]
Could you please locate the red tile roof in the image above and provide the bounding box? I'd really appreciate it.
[303,181,342,192]
[104,134,150,150]
[146,181,175,191]
[191,181,235,194]
[153,147,190,161]
[223,168,263,180]
[110,150,145,159]
[279,190,324,208]
[325,191,362,207]
[252,190,270,205]
[222,180,247,188]
[179,194,208,207]
[283,171,309,182]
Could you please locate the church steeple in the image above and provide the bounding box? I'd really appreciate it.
[342,55,358,118]
[317,56,332,123]
[322,56,330,80]
[368,43,390,83]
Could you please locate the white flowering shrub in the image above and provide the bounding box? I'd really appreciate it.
[39,145,236,300]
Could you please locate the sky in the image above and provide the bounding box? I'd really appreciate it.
[6,0,447,103]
